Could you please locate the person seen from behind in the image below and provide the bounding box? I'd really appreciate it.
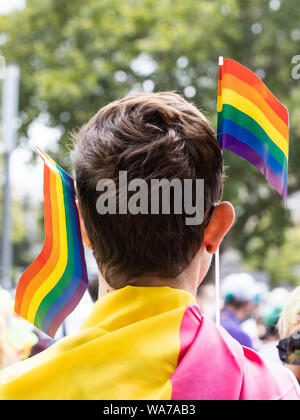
[220,273,260,349]
[277,286,300,384]
[0,92,299,400]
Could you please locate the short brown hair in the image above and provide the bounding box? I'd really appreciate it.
[75,92,223,288]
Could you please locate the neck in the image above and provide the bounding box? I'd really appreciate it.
[127,275,197,296]
[97,251,203,299]
[98,273,114,298]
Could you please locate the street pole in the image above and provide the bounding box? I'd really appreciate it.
[1,63,20,290]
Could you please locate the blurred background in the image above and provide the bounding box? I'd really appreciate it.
[0,0,300,366]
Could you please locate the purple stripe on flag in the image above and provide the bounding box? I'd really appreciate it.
[222,134,287,200]
[48,280,88,338]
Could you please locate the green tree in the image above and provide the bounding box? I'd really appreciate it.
[247,227,300,286]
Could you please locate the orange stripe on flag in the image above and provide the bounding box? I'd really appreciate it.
[223,58,288,125]
[222,73,289,141]
[15,165,53,314]
[19,169,61,318]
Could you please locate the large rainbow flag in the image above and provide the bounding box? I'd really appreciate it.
[217,58,289,201]
[14,147,88,338]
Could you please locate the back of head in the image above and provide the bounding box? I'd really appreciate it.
[221,272,260,308]
[75,92,223,288]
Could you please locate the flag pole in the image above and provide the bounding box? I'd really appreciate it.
[215,248,220,326]
[215,56,223,326]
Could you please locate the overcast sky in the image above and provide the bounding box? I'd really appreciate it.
[0,0,25,15]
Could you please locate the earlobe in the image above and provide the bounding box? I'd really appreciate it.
[202,201,235,254]
[76,200,93,249]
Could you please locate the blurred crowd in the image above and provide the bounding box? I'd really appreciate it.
[0,273,299,384]
[198,274,300,383]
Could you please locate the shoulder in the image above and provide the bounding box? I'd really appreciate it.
[209,316,300,399]
[240,346,300,400]
[172,308,300,400]
[171,309,245,399]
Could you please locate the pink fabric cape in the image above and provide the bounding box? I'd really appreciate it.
[171,305,300,400]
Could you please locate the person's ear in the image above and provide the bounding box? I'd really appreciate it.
[202,201,235,254]
[76,201,92,249]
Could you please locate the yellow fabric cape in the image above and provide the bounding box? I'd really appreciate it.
[1,285,299,400]
[0,286,194,400]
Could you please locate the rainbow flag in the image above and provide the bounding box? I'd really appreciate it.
[14,147,88,338]
[217,58,289,201]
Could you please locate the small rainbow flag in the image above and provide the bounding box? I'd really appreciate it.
[217,57,289,201]
[14,147,88,338]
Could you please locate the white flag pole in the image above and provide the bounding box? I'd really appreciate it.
[215,56,223,326]
[215,248,220,326]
